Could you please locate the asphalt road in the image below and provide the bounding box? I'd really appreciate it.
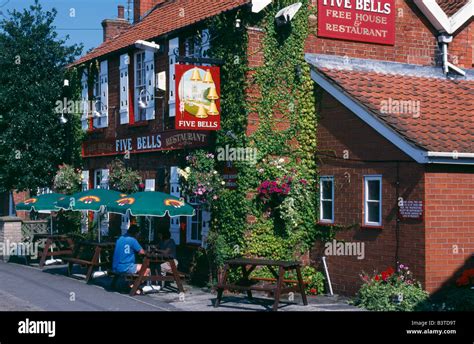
[0,261,177,311]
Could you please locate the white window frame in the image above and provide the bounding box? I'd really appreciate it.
[134,51,147,122]
[364,175,382,227]
[93,60,109,129]
[81,71,89,131]
[168,37,179,118]
[94,169,109,189]
[186,197,204,244]
[319,176,334,224]
[119,54,130,124]
[145,179,155,192]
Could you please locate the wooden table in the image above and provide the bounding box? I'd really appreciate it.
[32,234,74,268]
[215,258,308,312]
[126,251,185,296]
[63,241,115,283]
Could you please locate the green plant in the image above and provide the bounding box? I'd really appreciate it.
[179,150,224,207]
[107,159,141,194]
[53,164,82,194]
[353,264,429,311]
[296,266,325,295]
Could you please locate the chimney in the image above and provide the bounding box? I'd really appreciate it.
[102,5,131,42]
[133,0,166,23]
[118,5,125,19]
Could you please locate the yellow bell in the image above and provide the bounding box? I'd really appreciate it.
[196,104,208,118]
[207,86,219,100]
[203,69,214,84]
[207,101,219,116]
[190,67,202,82]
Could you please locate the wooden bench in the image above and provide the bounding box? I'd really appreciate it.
[215,258,308,312]
[63,241,115,283]
[109,253,185,296]
[32,234,74,268]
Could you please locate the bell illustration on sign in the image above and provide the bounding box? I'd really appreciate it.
[175,64,221,131]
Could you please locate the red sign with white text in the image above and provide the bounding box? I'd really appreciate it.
[175,64,221,131]
[318,0,395,45]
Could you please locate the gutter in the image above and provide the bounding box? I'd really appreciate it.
[414,0,473,76]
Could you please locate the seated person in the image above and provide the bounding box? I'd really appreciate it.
[112,225,149,276]
[157,230,178,277]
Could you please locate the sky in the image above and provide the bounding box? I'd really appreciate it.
[0,0,129,55]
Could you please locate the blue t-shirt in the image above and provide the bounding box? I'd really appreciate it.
[112,234,143,273]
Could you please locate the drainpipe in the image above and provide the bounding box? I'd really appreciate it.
[438,34,451,75]
[438,34,466,76]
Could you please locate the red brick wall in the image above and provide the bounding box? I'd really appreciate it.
[12,190,30,219]
[311,92,426,295]
[246,26,264,136]
[424,166,474,292]
[306,0,473,68]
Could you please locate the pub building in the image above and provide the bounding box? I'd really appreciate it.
[6,0,474,295]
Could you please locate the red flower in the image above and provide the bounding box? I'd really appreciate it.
[463,269,474,278]
[310,288,317,294]
[456,275,470,287]
[386,267,395,276]
[374,275,381,281]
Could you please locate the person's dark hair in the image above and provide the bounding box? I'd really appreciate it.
[162,230,171,240]
[128,225,140,236]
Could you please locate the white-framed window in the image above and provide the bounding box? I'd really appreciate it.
[186,197,203,244]
[94,169,109,189]
[81,170,89,191]
[93,60,109,128]
[119,54,130,124]
[364,175,382,227]
[81,71,89,131]
[319,176,334,223]
[168,37,179,118]
[145,179,155,192]
[134,51,146,122]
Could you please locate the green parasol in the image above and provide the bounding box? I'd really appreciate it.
[16,193,65,213]
[107,191,195,218]
[55,189,127,213]
[16,193,66,265]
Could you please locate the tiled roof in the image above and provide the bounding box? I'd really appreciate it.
[308,57,474,154]
[72,0,250,66]
[436,0,469,17]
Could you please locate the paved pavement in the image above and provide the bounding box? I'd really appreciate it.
[0,261,361,312]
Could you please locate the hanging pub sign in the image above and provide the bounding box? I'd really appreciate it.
[175,64,221,131]
[318,0,396,45]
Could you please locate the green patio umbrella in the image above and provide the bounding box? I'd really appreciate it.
[55,189,127,213]
[56,189,127,276]
[107,191,195,243]
[16,193,65,213]
[16,193,66,265]
[107,191,195,218]
[56,189,126,242]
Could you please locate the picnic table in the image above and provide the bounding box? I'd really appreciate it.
[32,234,74,268]
[111,246,185,296]
[63,241,115,283]
[215,258,308,311]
